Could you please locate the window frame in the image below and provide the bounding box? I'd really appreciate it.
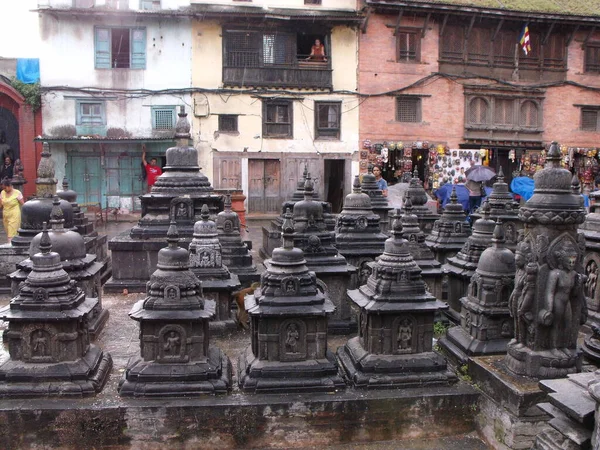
[396,28,421,63]
[151,106,176,130]
[585,42,600,73]
[465,95,542,130]
[139,0,161,10]
[315,101,341,140]
[395,96,422,123]
[263,99,293,139]
[580,107,600,131]
[76,100,106,126]
[94,26,146,70]
[218,115,239,134]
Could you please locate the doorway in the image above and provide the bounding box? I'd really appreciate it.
[324,159,345,213]
[248,159,281,214]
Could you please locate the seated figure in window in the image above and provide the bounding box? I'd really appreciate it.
[307,39,327,62]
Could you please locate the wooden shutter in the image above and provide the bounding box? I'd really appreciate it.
[582,109,599,131]
[494,98,514,125]
[467,28,491,64]
[225,30,260,67]
[95,27,111,69]
[543,33,565,69]
[493,30,515,66]
[441,25,464,62]
[131,28,146,69]
[397,30,418,62]
[519,101,538,127]
[468,97,488,124]
[585,44,600,73]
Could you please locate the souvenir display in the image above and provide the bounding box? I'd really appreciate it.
[428,149,481,187]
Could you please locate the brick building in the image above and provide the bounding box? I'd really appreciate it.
[359,0,600,192]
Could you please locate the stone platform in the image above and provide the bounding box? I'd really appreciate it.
[0,292,484,449]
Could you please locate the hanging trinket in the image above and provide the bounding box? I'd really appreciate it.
[509,149,516,162]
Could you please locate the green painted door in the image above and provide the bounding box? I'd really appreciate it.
[67,154,103,210]
[105,150,145,212]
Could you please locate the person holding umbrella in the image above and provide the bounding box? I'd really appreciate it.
[465,164,496,214]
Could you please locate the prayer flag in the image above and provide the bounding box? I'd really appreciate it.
[519,25,531,56]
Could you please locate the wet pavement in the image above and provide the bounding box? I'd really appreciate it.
[0,214,490,449]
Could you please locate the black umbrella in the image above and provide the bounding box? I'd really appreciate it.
[465,165,496,182]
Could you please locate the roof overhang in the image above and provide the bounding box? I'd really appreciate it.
[34,138,175,144]
[364,0,600,26]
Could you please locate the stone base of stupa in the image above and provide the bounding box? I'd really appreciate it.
[260,224,280,260]
[337,337,457,389]
[118,346,232,397]
[439,326,511,366]
[198,277,240,335]
[237,346,345,394]
[468,355,551,449]
[0,346,112,398]
[88,307,110,340]
[312,269,357,335]
[0,245,31,294]
[444,268,474,323]
[105,232,194,293]
[504,343,581,379]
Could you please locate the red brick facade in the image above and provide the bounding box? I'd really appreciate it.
[359,9,600,151]
[0,81,41,198]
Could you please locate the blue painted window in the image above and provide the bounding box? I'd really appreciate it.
[140,0,161,10]
[76,100,106,136]
[152,106,176,130]
[95,27,146,69]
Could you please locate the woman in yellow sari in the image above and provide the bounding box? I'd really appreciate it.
[0,178,24,243]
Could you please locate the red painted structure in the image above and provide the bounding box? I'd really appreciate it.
[0,80,42,198]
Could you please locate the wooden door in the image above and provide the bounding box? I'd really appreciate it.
[213,155,242,190]
[248,159,280,213]
[67,154,103,210]
[105,150,145,211]
[283,157,321,200]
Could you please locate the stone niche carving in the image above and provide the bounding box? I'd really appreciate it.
[170,197,194,222]
[280,319,307,362]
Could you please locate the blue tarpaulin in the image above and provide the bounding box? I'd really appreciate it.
[434,184,494,211]
[16,59,40,84]
[510,177,535,201]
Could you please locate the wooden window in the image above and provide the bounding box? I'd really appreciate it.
[493,30,515,67]
[494,98,514,125]
[77,100,105,125]
[305,0,321,4]
[224,30,260,68]
[219,115,239,133]
[263,100,293,138]
[95,27,146,69]
[396,29,420,62]
[440,25,464,62]
[543,34,565,69]
[140,0,161,10]
[396,96,421,123]
[467,28,491,64]
[585,43,600,73]
[315,102,341,140]
[582,109,600,131]
[519,101,538,128]
[468,97,489,125]
[152,107,176,130]
[262,33,296,65]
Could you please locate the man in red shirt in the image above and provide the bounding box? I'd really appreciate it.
[142,145,162,192]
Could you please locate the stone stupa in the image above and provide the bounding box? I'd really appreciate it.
[0,225,112,397]
[106,107,223,292]
[443,201,496,323]
[238,208,344,393]
[8,197,108,339]
[439,221,516,364]
[425,186,471,264]
[216,194,259,285]
[337,208,455,388]
[290,174,357,333]
[360,166,393,233]
[401,167,440,235]
[334,175,387,286]
[469,167,522,250]
[119,222,231,396]
[188,204,240,333]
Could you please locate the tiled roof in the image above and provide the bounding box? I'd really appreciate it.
[366,0,600,18]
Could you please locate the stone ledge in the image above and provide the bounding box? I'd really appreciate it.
[0,382,480,449]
